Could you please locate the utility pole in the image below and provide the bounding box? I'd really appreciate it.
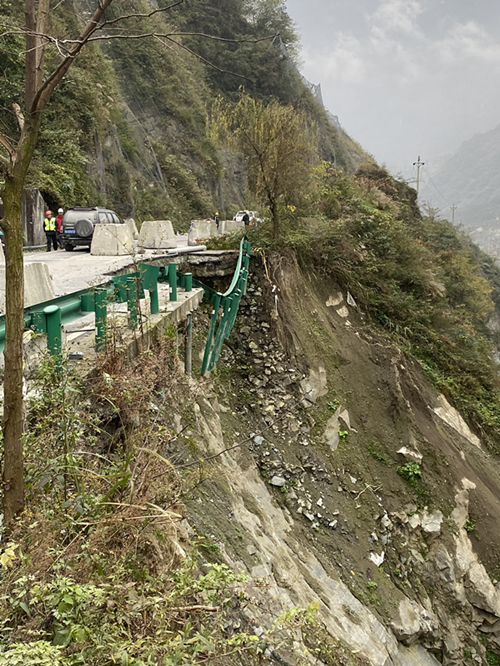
[451,204,457,225]
[413,156,425,195]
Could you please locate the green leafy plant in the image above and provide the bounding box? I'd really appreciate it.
[397,462,422,483]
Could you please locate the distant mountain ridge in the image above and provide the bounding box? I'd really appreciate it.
[421,124,500,253]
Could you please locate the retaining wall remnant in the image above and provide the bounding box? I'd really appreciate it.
[138,220,177,249]
[91,224,134,256]
[0,262,55,313]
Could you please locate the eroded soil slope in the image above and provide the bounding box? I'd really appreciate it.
[172,256,500,666]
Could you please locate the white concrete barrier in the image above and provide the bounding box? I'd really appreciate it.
[0,262,55,313]
[91,224,134,256]
[0,242,4,264]
[138,220,177,249]
[219,220,244,235]
[125,218,139,239]
[188,219,218,245]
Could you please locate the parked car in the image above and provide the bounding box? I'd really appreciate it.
[233,210,260,223]
[60,207,124,251]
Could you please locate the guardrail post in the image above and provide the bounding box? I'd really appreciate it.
[185,313,193,374]
[95,288,107,351]
[44,305,62,357]
[127,277,138,330]
[201,292,221,374]
[150,288,159,315]
[168,263,177,302]
[184,273,193,292]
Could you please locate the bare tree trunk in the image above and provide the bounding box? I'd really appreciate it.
[2,176,26,523]
[270,200,279,239]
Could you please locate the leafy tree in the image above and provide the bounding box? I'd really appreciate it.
[211,92,316,237]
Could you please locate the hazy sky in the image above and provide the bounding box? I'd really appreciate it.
[285,0,500,177]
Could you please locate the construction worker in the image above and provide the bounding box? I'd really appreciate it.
[55,208,64,248]
[44,210,57,251]
[215,211,220,230]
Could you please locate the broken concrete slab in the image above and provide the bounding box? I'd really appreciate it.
[138,220,177,250]
[90,224,134,256]
[0,262,55,313]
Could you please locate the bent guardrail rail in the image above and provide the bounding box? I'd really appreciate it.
[201,237,251,375]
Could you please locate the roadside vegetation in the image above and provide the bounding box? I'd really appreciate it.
[210,161,500,453]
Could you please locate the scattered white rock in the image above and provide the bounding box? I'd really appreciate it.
[409,514,421,529]
[381,514,393,530]
[317,498,323,507]
[270,476,286,487]
[369,551,385,567]
[326,293,343,307]
[253,435,265,445]
[421,510,443,536]
[346,291,357,307]
[432,394,481,449]
[397,447,423,463]
[336,305,349,318]
[300,366,328,404]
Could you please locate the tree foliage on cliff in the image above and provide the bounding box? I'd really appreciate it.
[211,92,317,237]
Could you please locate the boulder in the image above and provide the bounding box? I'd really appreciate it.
[0,262,55,313]
[138,220,177,250]
[391,598,439,646]
[397,446,423,463]
[91,224,134,256]
[421,510,443,536]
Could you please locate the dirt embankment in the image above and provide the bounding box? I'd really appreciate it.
[175,254,500,666]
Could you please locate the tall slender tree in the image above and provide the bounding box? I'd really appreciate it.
[0,0,274,524]
[211,93,316,237]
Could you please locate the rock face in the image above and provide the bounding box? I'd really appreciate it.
[91,224,134,255]
[138,220,177,250]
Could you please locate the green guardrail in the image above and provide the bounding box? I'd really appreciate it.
[201,237,251,375]
[0,261,193,355]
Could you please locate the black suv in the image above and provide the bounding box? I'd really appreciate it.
[60,207,124,251]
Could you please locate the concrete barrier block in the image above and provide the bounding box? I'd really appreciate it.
[219,220,245,235]
[188,219,218,245]
[91,224,134,256]
[0,262,55,313]
[125,218,139,239]
[138,220,177,249]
